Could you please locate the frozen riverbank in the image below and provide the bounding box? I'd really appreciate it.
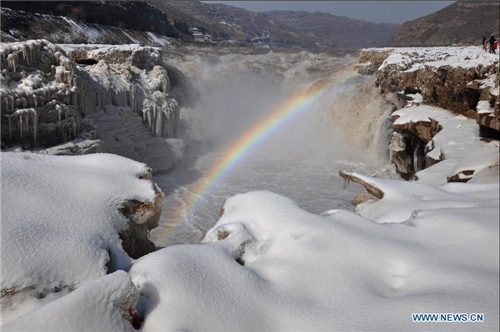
[1,46,498,331]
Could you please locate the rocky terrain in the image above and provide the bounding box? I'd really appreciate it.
[1,1,398,49]
[388,1,500,46]
[160,1,398,48]
[1,40,184,173]
[358,46,499,181]
[0,1,180,44]
[264,10,398,48]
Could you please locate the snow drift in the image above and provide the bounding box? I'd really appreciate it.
[0,152,162,324]
[130,189,499,331]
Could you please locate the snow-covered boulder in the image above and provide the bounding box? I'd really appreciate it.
[129,190,499,331]
[2,271,139,331]
[0,152,163,323]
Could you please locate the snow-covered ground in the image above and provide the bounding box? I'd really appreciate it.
[136,187,499,331]
[393,104,499,184]
[0,152,157,325]
[370,46,499,71]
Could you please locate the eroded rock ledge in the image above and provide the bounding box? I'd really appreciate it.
[359,47,499,133]
[359,46,499,180]
[119,170,164,259]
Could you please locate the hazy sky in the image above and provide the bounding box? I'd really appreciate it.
[202,1,455,24]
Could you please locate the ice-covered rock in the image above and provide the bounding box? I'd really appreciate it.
[70,44,182,172]
[0,40,90,148]
[1,40,183,173]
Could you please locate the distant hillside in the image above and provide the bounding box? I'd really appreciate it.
[389,1,500,46]
[0,1,187,44]
[156,1,399,48]
[264,10,399,48]
[1,0,399,49]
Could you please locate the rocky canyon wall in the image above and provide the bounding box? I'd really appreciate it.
[358,46,499,180]
[1,40,183,173]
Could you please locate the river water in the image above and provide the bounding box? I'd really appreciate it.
[152,48,397,247]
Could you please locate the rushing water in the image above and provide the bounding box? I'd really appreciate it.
[152,48,397,247]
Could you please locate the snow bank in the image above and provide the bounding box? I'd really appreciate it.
[2,271,138,331]
[0,152,156,323]
[393,105,499,184]
[130,190,499,331]
[367,46,498,71]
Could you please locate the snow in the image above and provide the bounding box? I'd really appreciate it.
[129,190,499,331]
[367,46,499,71]
[393,105,499,184]
[146,32,171,46]
[57,43,159,55]
[379,53,413,70]
[477,100,494,114]
[2,271,138,332]
[0,152,156,324]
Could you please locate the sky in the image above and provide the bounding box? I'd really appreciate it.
[202,1,455,24]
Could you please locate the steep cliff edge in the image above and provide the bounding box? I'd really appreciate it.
[358,46,499,182]
[1,40,183,172]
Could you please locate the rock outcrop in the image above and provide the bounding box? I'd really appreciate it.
[119,170,164,259]
[359,46,499,181]
[1,40,183,173]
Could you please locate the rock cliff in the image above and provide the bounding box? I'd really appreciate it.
[359,46,499,181]
[1,40,183,173]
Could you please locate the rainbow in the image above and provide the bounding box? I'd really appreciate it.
[156,68,355,243]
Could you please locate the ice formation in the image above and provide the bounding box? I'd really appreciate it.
[1,40,85,147]
[1,40,182,172]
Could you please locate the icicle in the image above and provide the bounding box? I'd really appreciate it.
[73,121,77,138]
[33,111,38,142]
[8,117,12,140]
[25,114,29,137]
[19,116,23,138]
[7,53,19,72]
[56,105,62,127]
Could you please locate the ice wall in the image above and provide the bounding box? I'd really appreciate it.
[0,40,89,148]
[1,41,182,172]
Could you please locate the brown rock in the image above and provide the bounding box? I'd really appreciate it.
[119,172,164,259]
[352,192,379,206]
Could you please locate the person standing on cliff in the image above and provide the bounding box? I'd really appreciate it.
[489,35,496,54]
[482,37,487,52]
